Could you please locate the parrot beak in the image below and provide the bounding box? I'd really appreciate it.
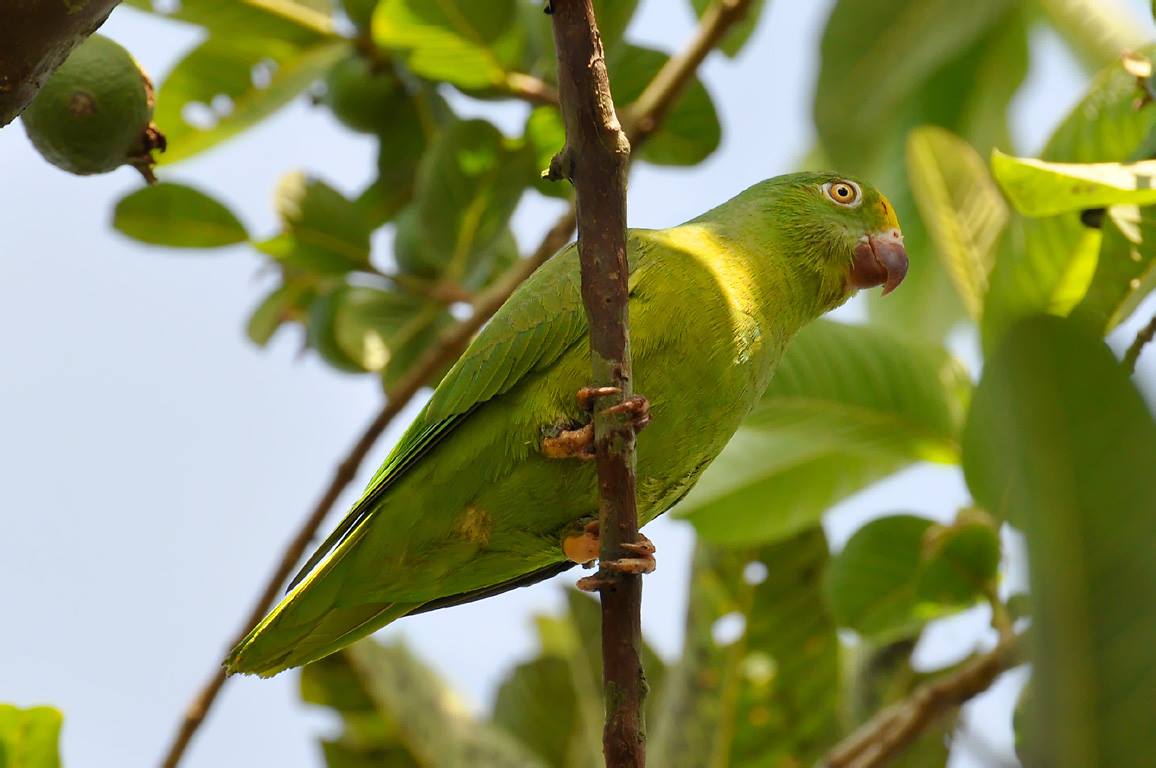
[849,230,908,295]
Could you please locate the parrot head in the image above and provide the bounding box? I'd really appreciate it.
[770,171,908,304]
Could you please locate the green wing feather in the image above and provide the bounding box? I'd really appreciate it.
[287,243,590,590]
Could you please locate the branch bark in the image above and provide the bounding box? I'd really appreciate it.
[822,635,1025,768]
[548,2,644,766]
[0,0,122,126]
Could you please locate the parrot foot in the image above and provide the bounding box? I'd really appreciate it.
[542,424,595,460]
[576,387,651,430]
[564,520,657,591]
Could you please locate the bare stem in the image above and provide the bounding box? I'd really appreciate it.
[822,635,1025,768]
[1123,312,1156,374]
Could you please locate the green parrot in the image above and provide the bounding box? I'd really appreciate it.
[226,172,907,677]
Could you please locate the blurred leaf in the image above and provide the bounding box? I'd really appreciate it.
[0,705,62,768]
[1036,0,1148,72]
[906,126,1008,318]
[124,0,335,40]
[825,514,998,639]
[593,0,639,54]
[524,107,570,200]
[992,152,1156,216]
[247,279,317,346]
[815,0,1014,168]
[610,44,721,166]
[650,529,840,767]
[303,640,544,767]
[492,657,593,768]
[689,0,768,57]
[676,320,970,546]
[395,119,534,283]
[154,36,348,164]
[961,314,1156,768]
[308,286,450,378]
[372,0,518,88]
[1071,206,1156,333]
[981,48,1156,351]
[113,182,248,248]
[265,172,373,275]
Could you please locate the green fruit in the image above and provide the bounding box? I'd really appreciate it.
[21,35,156,175]
[324,55,400,134]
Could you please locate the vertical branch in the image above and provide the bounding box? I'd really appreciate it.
[547,2,644,766]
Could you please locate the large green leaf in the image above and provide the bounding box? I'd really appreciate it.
[650,529,841,767]
[124,0,335,40]
[610,44,721,166]
[981,49,1156,351]
[814,0,1015,169]
[372,0,519,89]
[303,639,546,767]
[154,36,348,164]
[1071,205,1156,334]
[906,126,1008,319]
[261,171,374,275]
[395,119,534,284]
[113,182,248,248]
[825,512,1000,640]
[992,152,1156,216]
[676,320,970,546]
[0,706,62,768]
[961,314,1156,768]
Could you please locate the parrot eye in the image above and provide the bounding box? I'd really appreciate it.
[823,180,861,207]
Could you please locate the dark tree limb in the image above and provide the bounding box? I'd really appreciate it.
[1123,311,1156,374]
[822,635,1025,768]
[547,1,645,765]
[0,0,122,126]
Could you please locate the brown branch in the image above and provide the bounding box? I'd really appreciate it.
[822,635,1025,768]
[504,72,561,106]
[1123,311,1156,374]
[160,0,754,762]
[622,0,754,144]
[548,2,645,766]
[0,0,122,125]
[158,208,575,768]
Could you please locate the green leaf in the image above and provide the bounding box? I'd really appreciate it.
[124,0,335,41]
[609,44,721,166]
[0,705,63,768]
[264,172,374,275]
[492,657,593,768]
[1071,206,1156,333]
[825,513,998,639]
[906,126,1008,319]
[307,285,450,378]
[689,0,768,57]
[992,152,1156,217]
[154,36,348,164]
[650,529,841,767]
[246,279,317,346]
[302,639,545,767]
[815,0,1015,168]
[592,0,639,55]
[524,107,570,200]
[676,320,970,546]
[372,0,518,88]
[113,182,248,248]
[395,119,533,283]
[961,314,1156,768]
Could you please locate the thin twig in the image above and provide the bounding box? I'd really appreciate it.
[158,208,575,768]
[1123,312,1156,374]
[160,0,751,760]
[505,71,561,106]
[549,1,644,765]
[822,635,1025,768]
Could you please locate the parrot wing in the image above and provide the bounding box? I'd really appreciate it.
[287,241,596,591]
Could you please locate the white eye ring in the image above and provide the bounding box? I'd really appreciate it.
[822,180,862,208]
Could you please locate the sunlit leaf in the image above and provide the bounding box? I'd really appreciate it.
[113,182,248,248]
[1071,205,1156,333]
[962,314,1156,768]
[906,126,1008,318]
[264,171,373,275]
[124,0,335,41]
[372,0,518,88]
[992,152,1156,216]
[154,36,348,164]
[0,705,63,768]
[610,44,721,166]
[650,529,840,766]
[676,320,970,546]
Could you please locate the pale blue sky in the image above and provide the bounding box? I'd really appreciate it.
[2,1,1154,766]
